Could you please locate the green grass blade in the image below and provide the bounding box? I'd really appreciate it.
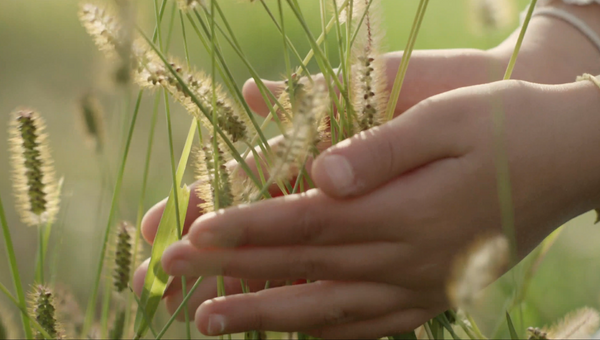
[0,282,51,340]
[82,90,144,336]
[0,194,33,339]
[384,0,430,121]
[505,311,519,340]
[133,121,196,339]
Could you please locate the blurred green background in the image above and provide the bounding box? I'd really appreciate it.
[1,0,598,338]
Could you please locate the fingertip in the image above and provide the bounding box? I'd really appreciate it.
[133,258,150,296]
[141,198,168,244]
[312,141,360,198]
[161,239,195,275]
[242,78,284,117]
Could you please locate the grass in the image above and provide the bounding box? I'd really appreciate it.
[0,0,598,339]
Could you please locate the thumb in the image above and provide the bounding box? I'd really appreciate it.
[242,78,286,116]
[311,99,466,198]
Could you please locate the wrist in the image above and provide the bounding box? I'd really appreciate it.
[488,5,600,84]
[547,80,600,219]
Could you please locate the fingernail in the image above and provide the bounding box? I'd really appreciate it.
[207,314,227,335]
[169,260,192,275]
[321,154,356,196]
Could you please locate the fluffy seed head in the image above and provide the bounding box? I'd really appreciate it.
[545,307,600,339]
[28,285,63,339]
[112,221,135,293]
[78,93,105,153]
[9,109,60,227]
[351,0,387,131]
[269,84,328,187]
[447,235,509,310]
[528,327,548,340]
[195,140,236,214]
[333,0,366,24]
[469,0,515,32]
[79,3,122,58]
[108,310,126,340]
[134,47,251,143]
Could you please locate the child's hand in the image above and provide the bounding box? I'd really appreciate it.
[160,79,600,338]
[133,48,504,322]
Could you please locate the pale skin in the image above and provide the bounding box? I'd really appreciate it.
[134,3,600,338]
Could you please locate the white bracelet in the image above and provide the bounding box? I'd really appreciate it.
[528,7,600,54]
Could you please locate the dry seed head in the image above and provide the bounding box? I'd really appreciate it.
[108,310,126,340]
[468,0,515,32]
[333,0,366,24]
[79,3,122,58]
[447,235,509,310]
[352,0,387,131]
[195,140,237,214]
[134,46,251,143]
[28,285,63,339]
[269,84,328,186]
[78,92,105,153]
[545,307,600,339]
[9,109,60,227]
[177,0,205,10]
[528,327,548,340]
[112,221,135,293]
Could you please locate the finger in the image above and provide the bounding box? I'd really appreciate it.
[165,277,284,322]
[133,258,150,296]
[242,79,287,116]
[306,308,430,340]
[141,134,307,245]
[194,281,414,336]
[141,181,205,244]
[311,95,470,198]
[162,239,406,282]
[187,189,395,249]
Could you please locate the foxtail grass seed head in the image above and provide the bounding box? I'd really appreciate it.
[333,0,365,24]
[108,310,126,340]
[134,47,251,143]
[468,0,515,32]
[78,93,105,153]
[545,307,600,339]
[113,221,135,293]
[352,0,387,131]
[195,140,236,214]
[270,84,328,186]
[9,109,59,227]
[29,285,62,339]
[528,327,548,340]
[447,235,509,310]
[79,2,134,84]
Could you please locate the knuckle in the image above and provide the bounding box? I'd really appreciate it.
[297,199,327,244]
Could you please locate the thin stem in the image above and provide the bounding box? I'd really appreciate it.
[497,0,538,262]
[0,194,33,339]
[36,223,44,283]
[127,93,161,337]
[155,277,205,340]
[384,0,430,121]
[0,282,52,340]
[82,91,144,335]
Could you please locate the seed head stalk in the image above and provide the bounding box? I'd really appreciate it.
[0,193,33,339]
[384,0,430,122]
[497,0,538,263]
[82,1,170,334]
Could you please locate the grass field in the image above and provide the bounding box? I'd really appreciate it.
[1,0,599,338]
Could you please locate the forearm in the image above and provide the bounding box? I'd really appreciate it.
[489,1,600,84]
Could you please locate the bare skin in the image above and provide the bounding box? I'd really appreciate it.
[134,4,600,338]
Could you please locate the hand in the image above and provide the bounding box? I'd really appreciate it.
[161,79,600,338]
[133,48,507,319]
